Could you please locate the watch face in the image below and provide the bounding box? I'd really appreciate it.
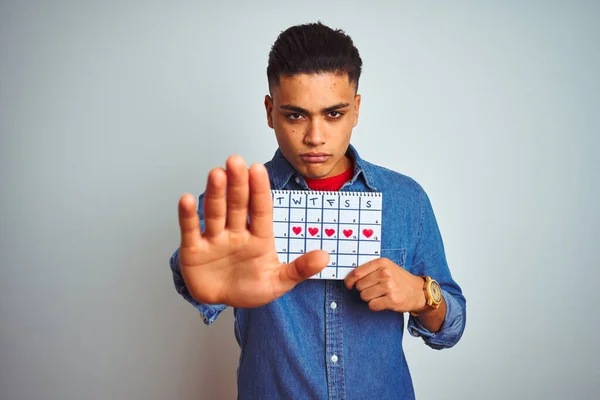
[430,281,442,303]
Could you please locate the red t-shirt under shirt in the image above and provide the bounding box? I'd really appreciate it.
[304,167,354,191]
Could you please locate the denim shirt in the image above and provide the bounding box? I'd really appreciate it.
[170,144,466,400]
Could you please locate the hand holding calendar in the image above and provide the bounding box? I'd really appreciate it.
[177,155,329,308]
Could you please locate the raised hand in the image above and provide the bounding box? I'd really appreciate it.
[177,155,329,308]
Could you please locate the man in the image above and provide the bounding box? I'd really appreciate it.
[170,22,466,399]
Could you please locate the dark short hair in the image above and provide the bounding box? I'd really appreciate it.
[267,22,363,93]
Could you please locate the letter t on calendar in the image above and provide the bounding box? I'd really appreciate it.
[271,190,382,280]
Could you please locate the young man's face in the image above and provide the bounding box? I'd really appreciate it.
[265,73,361,180]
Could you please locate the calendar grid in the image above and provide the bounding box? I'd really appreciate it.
[272,191,382,280]
[357,196,361,261]
[335,194,341,278]
[319,195,325,278]
[286,192,291,264]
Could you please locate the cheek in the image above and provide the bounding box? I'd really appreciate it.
[274,116,297,134]
[332,121,353,140]
[275,120,303,138]
[274,127,302,150]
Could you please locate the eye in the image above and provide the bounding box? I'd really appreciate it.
[287,113,303,120]
[328,111,343,119]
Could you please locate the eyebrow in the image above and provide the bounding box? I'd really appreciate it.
[279,103,351,114]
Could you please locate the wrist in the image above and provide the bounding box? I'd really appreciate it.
[410,276,443,317]
[411,275,427,312]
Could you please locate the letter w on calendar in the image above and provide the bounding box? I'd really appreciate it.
[271,190,382,280]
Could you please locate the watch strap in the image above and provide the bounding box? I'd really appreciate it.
[410,276,440,317]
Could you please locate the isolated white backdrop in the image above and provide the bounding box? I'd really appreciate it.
[1,1,598,399]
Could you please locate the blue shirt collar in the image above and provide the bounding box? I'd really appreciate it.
[267,143,378,191]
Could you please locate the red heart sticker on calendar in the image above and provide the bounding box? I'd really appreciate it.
[325,228,335,237]
[362,229,374,238]
[308,227,319,236]
[343,229,353,238]
[292,226,302,235]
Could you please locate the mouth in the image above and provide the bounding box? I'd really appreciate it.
[300,153,331,163]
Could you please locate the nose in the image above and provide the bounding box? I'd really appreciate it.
[303,119,326,147]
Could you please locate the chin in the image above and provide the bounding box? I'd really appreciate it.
[300,165,333,179]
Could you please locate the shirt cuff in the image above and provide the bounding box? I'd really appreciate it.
[170,248,227,325]
[407,288,465,349]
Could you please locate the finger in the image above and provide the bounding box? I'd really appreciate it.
[359,284,387,302]
[248,163,274,238]
[178,193,201,247]
[367,296,388,312]
[203,167,227,237]
[225,155,250,232]
[344,258,382,289]
[281,250,329,283]
[353,272,380,292]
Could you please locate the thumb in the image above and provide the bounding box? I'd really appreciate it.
[282,250,329,283]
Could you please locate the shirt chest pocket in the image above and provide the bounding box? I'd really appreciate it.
[380,248,407,268]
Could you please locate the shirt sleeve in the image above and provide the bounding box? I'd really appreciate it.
[407,189,467,349]
[168,193,228,326]
[407,289,465,349]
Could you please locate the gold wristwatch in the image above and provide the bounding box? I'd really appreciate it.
[410,276,443,317]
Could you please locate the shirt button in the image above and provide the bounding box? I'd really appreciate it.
[295,176,300,184]
[330,302,337,310]
[331,354,338,363]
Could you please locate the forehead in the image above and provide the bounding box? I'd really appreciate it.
[272,73,356,106]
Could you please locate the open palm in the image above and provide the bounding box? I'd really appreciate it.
[177,156,329,308]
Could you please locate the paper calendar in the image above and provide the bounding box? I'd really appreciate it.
[271,190,382,280]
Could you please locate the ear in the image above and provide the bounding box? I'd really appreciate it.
[265,95,274,129]
[353,94,361,127]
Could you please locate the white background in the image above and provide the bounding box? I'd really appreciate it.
[1,1,598,399]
